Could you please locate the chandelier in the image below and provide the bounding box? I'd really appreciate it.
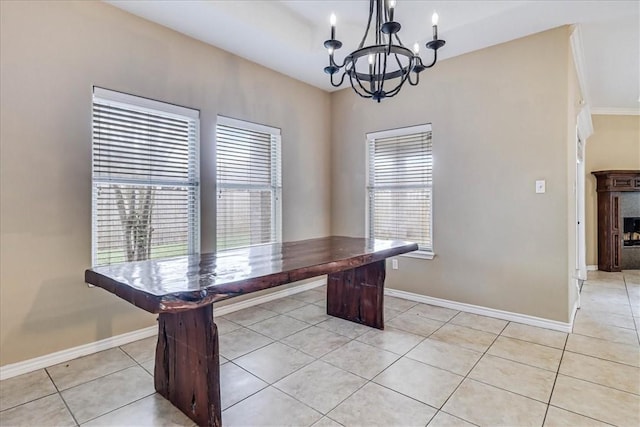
[323,0,446,102]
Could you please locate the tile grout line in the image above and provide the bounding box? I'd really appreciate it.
[322,308,449,411]
[184,304,338,422]
[64,348,156,425]
[0,348,150,422]
[540,331,569,426]
[214,362,270,414]
[433,410,482,427]
[283,302,583,425]
[53,357,140,393]
[221,301,375,419]
[267,301,434,426]
[562,348,640,369]
[432,318,509,425]
[79,392,156,425]
[330,308,503,425]
[622,274,640,346]
[43,368,81,427]
[540,271,639,425]
[0,386,59,414]
[546,404,619,427]
[6,278,637,426]
[287,302,425,425]
[46,347,143,424]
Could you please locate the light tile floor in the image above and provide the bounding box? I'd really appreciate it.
[1,270,639,426]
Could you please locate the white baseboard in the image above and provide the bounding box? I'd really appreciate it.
[0,279,325,381]
[385,288,573,333]
[4,279,574,380]
[587,265,598,271]
[0,326,158,381]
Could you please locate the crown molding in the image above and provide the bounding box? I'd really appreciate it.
[569,25,594,140]
[591,107,640,116]
[569,25,590,106]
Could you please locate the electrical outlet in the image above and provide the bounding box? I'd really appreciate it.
[392,259,399,270]
[536,180,546,194]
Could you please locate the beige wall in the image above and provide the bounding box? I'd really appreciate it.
[585,115,640,266]
[331,27,573,322]
[0,1,589,366]
[0,1,331,365]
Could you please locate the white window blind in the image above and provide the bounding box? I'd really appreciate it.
[367,124,433,253]
[92,87,200,266]
[216,116,282,251]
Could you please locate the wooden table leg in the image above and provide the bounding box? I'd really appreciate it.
[155,304,221,427]
[326,259,385,329]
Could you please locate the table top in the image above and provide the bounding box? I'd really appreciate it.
[85,236,418,313]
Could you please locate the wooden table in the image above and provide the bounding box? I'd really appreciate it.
[85,236,418,427]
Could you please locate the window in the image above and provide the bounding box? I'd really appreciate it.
[367,124,433,257]
[92,88,200,266]
[215,116,282,250]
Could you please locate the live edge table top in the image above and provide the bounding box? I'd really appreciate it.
[85,236,418,314]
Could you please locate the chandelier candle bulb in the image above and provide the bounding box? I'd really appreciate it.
[413,42,420,55]
[432,12,439,39]
[389,0,396,22]
[330,13,336,39]
[368,54,375,77]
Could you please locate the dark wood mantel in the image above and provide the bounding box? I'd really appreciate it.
[592,170,640,271]
[85,236,418,426]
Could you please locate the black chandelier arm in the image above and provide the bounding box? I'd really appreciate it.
[329,54,349,69]
[352,69,375,97]
[386,63,411,98]
[407,69,420,86]
[329,70,348,88]
[422,48,439,69]
[385,58,415,97]
[384,71,410,98]
[348,71,374,99]
[424,50,438,68]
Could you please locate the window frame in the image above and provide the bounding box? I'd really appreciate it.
[215,115,282,251]
[365,123,434,259]
[91,87,200,266]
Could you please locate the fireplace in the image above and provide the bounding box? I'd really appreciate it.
[624,217,640,246]
[592,170,640,271]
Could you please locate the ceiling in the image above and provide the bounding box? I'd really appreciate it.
[106,0,639,112]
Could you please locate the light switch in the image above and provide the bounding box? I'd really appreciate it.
[391,259,399,270]
[536,180,546,194]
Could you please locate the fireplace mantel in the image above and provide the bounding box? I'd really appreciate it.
[592,170,640,192]
[591,170,640,271]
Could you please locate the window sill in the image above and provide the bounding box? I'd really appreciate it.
[400,251,435,260]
